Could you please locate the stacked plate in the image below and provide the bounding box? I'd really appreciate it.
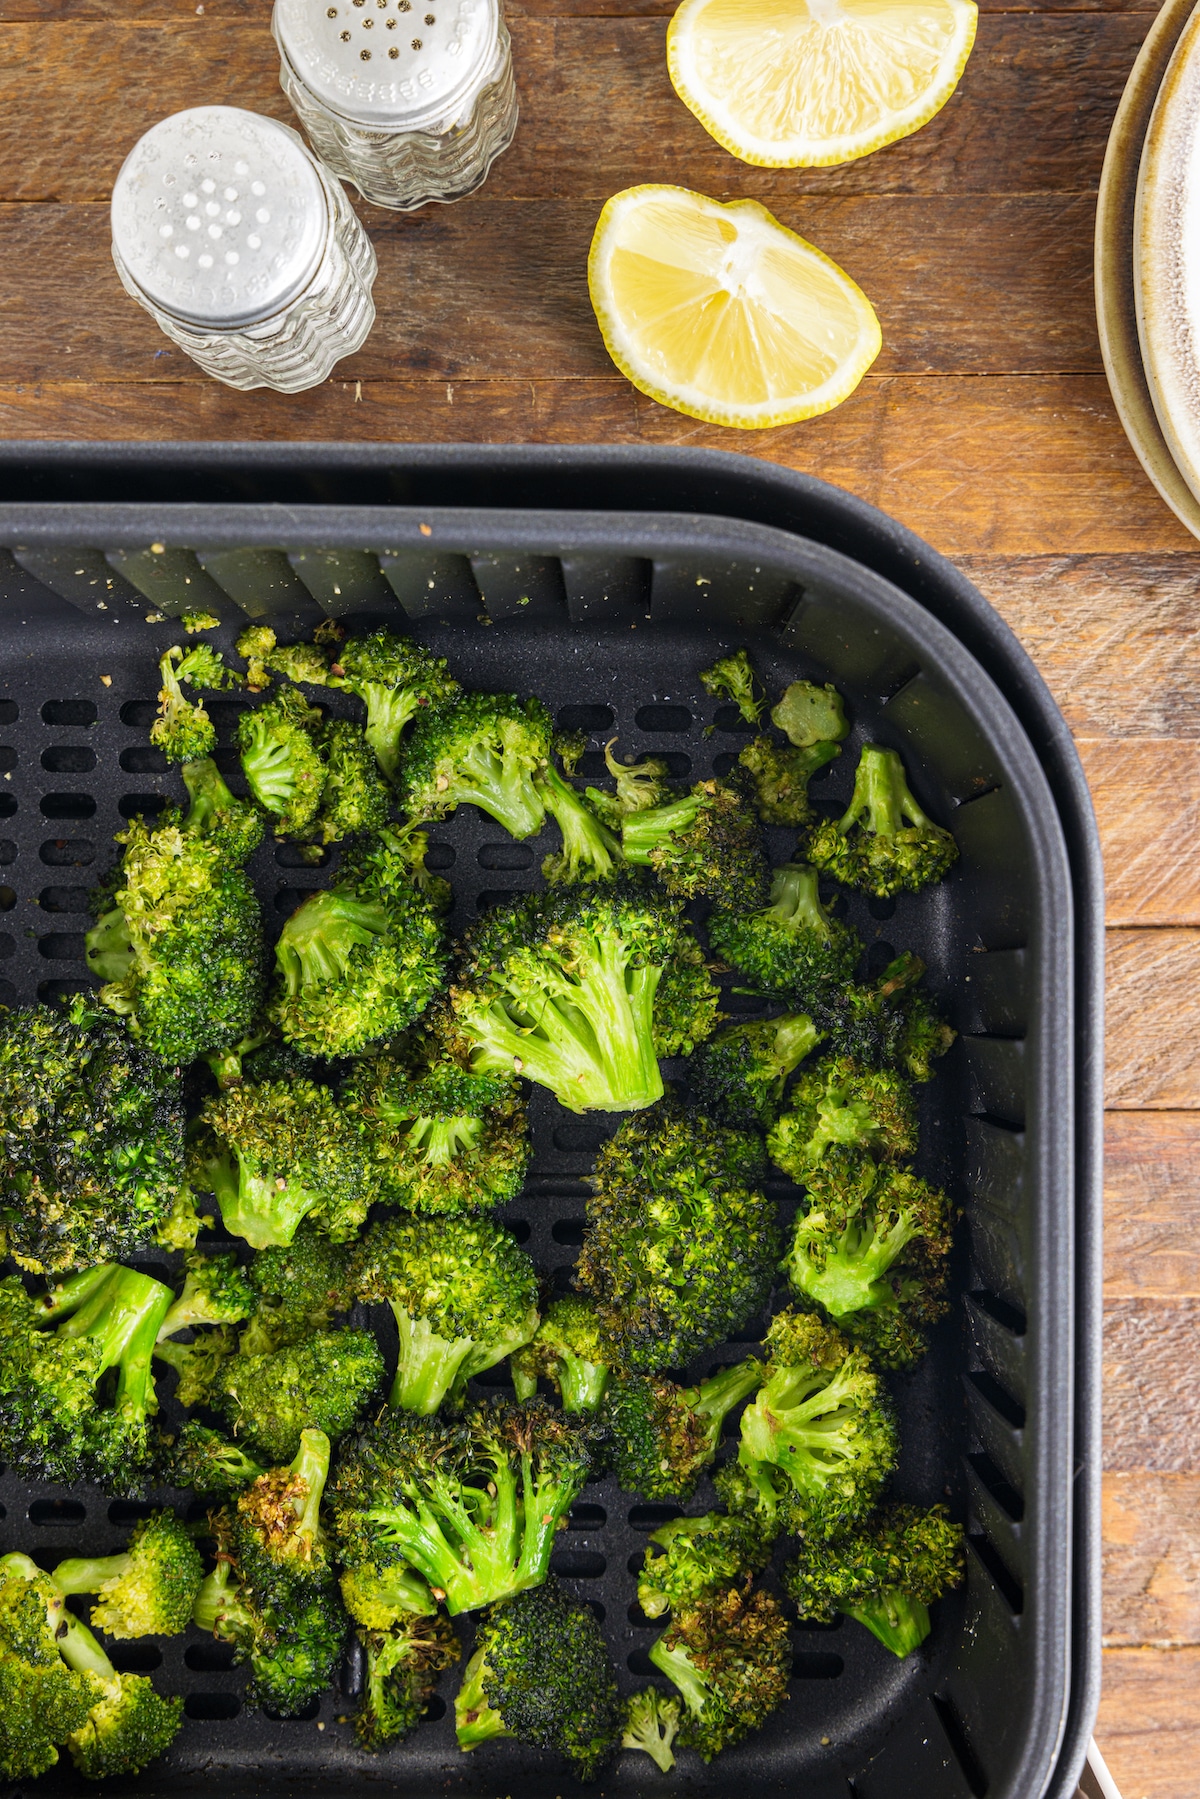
[1097,0,1200,536]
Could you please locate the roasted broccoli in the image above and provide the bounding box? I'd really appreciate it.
[191,1077,371,1248]
[538,761,625,885]
[330,1399,596,1614]
[349,1212,538,1414]
[771,680,848,748]
[784,1504,965,1656]
[700,648,764,724]
[648,1586,791,1761]
[718,1310,896,1539]
[237,684,327,837]
[808,743,958,896]
[707,862,862,1010]
[828,951,957,1083]
[577,1110,780,1371]
[399,690,553,837]
[149,645,217,763]
[449,888,718,1114]
[766,1054,917,1198]
[0,997,189,1274]
[687,1010,822,1130]
[638,1510,774,1620]
[270,832,447,1057]
[605,1359,763,1501]
[241,1228,354,1355]
[208,1328,385,1463]
[583,740,672,829]
[52,1509,204,1639]
[0,1262,172,1488]
[454,1577,623,1778]
[153,1323,239,1408]
[308,716,393,844]
[158,1248,256,1339]
[159,1420,266,1497]
[323,628,459,787]
[621,1687,681,1772]
[621,776,770,911]
[355,1610,461,1751]
[53,1602,182,1777]
[737,734,842,826]
[86,756,266,1063]
[510,1293,611,1414]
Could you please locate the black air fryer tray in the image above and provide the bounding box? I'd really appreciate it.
[0,446,1102,1799]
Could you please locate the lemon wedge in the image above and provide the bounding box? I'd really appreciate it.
[667,0,978,168]
[588,184,881,429]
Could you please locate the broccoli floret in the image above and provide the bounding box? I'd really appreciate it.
[450,888,718,1114]
[153,1323,239,1407]
[648,1586,791,1760]
[687,1010,823,1130]
[622,1687,681,1772]
[270,833,447,1057]
[196,1430,348,1716]
[719,1310,897,1539]
[454,1577,622,1779]
[808,743,958,896]
[0,1558,104,1781]
[771,680,849,748]
[707,862,862,1010]
[181,609,221,633]
[738,735,842,826]
[577,1110,780,1371]
[237,684,327,837]
[398,689,553,837]
[192,1077,370,1248]
[605,1359,763,1500]
[210,1328,385,1463]
[538,761,625,885]
[349,1212,538,1414]
[638,1510,774,1620]
[323,629,459,787]
[340,1560,438,1630]
[330,1399,596,1615]
[0,998,188,1275]
[0,1263,172,1488]
[241,1228,353,1355]
[149,645,217,764]
[265,634,337,688]
[356,1612,461,1751]
[621,776,770,911]
[204,1022,329,1091]
[57,1609,182,1778]
[828,950,957,1082]
[158,1249,256,1339]
[583,740,672,829]
[307,717,393,844]
[783,1167,955,1368]
[510,1294,610,1414]
[700,648,764,724]
[53,1510,204,1639]
[341,1036,529,1213]
[86,757,266,1063]
[784,1504,965,1655]
[766,1054,917,1197]
[159,1420,266,1497]
[236,623,278,691]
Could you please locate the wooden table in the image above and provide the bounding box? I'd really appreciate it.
[1,0,1195,1788]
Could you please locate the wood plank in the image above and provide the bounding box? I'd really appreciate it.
[0,0,1166,17]
[0,14,1152,203]
[1103,1473,1200,1647]
[1097,1648,1200,1799]
[1104,1297,1200,1471]
[1104,1112,1200,1298]
[1080,741,1200,927]
[0,194,1100,384]
[1106,929,1200,1107]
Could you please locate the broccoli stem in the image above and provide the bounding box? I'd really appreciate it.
[622,794,704,865]
[204,1024,272,1090]
[209,1151,318,1250]
[180,758,242,836]
[85,908,135,985]
[52,1553,134,1597]
[647,1635,709,1716]
[537,763,623,880]
[289,1428,332,1555]
[53,1268,173,1426]
[0,1550,42,1581]
[276,890,393,994]
[33,1264,120,1324]
[839,746,933,837]
[845,1589,931,1657]
[622,1690,678,1771]
[370,1460,524,1614]
[511,1363,539,1402]
[193,1559,256,1637]
[803,1211,921,1318]
[56,1611,119,1685]
[446,741,547,840]
[390,1311,477,1415]
[404,1113,485,1169]
[691,1358,764,1448]
[558,1351,609,1414]
[765,863,836,940]
[354,683,420,788]
[454,1647,511,1750]
[513,1461,574,1592]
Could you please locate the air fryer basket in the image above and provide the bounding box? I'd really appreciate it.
[0,506,1076,1799]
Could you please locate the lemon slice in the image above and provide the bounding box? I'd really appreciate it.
[667,0,978,168]
[588,184,881,429]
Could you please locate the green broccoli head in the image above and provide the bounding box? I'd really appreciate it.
[825,951,957,1082]
[449,887,718,1114]
[621,776,770,912]
[236,623,279,690]
[150,645,216,764]
[0,998,189,1275]
[707,862,862,1011]
[648,1586,791,1761]
[0,1560,100,1781]
[237,684,327,837]
[181,610,221,634]
[638,1510,775,1620]
[212,1328,385,1463]
[158,1248,256,1339]
[159,1420,266,1497]
[355,1613,461,1751]
[807,743,958,896]
[577,1110,780,1371]
[583,740,672,830]
[241,1227,354,1354]
[175,754,265,861]
[454,1578,623,1779]
[153,1323,240,1408]
[53,1510,204,1639]
[340,1560,438,1631]
[784,1504,965,1656]
[399,689,554,838]
[700,647,764,724]
[621,1687,681,1773]
[605,1359,762,1501]
[308,717,393,844]
[537,761,625,886]
[771,680,849,748]
[349,1211,539,1414]
[687,1010,823,1130]
[193,1078,371,1248]
[738,734,841,826]
[783,1167,955,1368]
[766,1054,917,1194]
[37,1595,183,1777]
[326,629,459,787]
[510,1293,610,1413]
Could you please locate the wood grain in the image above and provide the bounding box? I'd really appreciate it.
[1103,1474,1200,1647]
[1104,1297,1200,1471]
[1097,1649,1200,1799]
[1104,1112,1200,1297]
[1080,742,1200,926]
[1106,931,1200,1106]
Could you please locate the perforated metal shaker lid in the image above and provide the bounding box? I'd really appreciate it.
[273,0,500,130]
[111,107,330,331]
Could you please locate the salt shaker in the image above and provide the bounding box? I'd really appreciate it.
[272,0,518,211]
[111,106,377,394]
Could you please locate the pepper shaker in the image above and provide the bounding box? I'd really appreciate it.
[111,106,377,394]
[272,0,518,211]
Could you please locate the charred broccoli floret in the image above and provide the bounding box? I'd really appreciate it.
[700,648,764,724]
[0,997,189,1275]
[605,1360,762,1501]
[158,1249,255,1340]
[237,684,327,837]
[349,1212,538,1414]
[454,1577,622,1778]
[622,1687,681,1772]
[399,690,553,837]
[687,1010,822,1130]
[577,1110,780,1371]
[511,1293,611,1414]
[771,680,848,748]
[324,629,459,787]
[0,1263,172,1488]
[209,1328,385,1463]
[648,1586,791,1761]
[808,744,958,896]
[86,756,266,1063]
[308,716,393,844]
[583,740,672,830]
[638,1510,774,1620]
[766,1055,917,1197]
[450,888,718,1114]
[737,734,842,826]
[784,1504,965,1656]
[159,1421,266,1497]
[355,1610,461,1751]
[153,1324,239,1408]
[52,1510,204,1639]
[330,1400,596,1615]
[719,1310,896,1539]
[241,1228,354,1355]
[621,776,770,911]
[538,761,625,885]
[782,1167,955,1367]
[828,951,957,1083]
[707,862,861,1010]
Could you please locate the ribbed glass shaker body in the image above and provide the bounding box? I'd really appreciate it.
[111,106,377,393]
[273,0,518,210]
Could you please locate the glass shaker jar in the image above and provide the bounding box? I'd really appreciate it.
[272,0,518,211]
[111,106,377,394]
